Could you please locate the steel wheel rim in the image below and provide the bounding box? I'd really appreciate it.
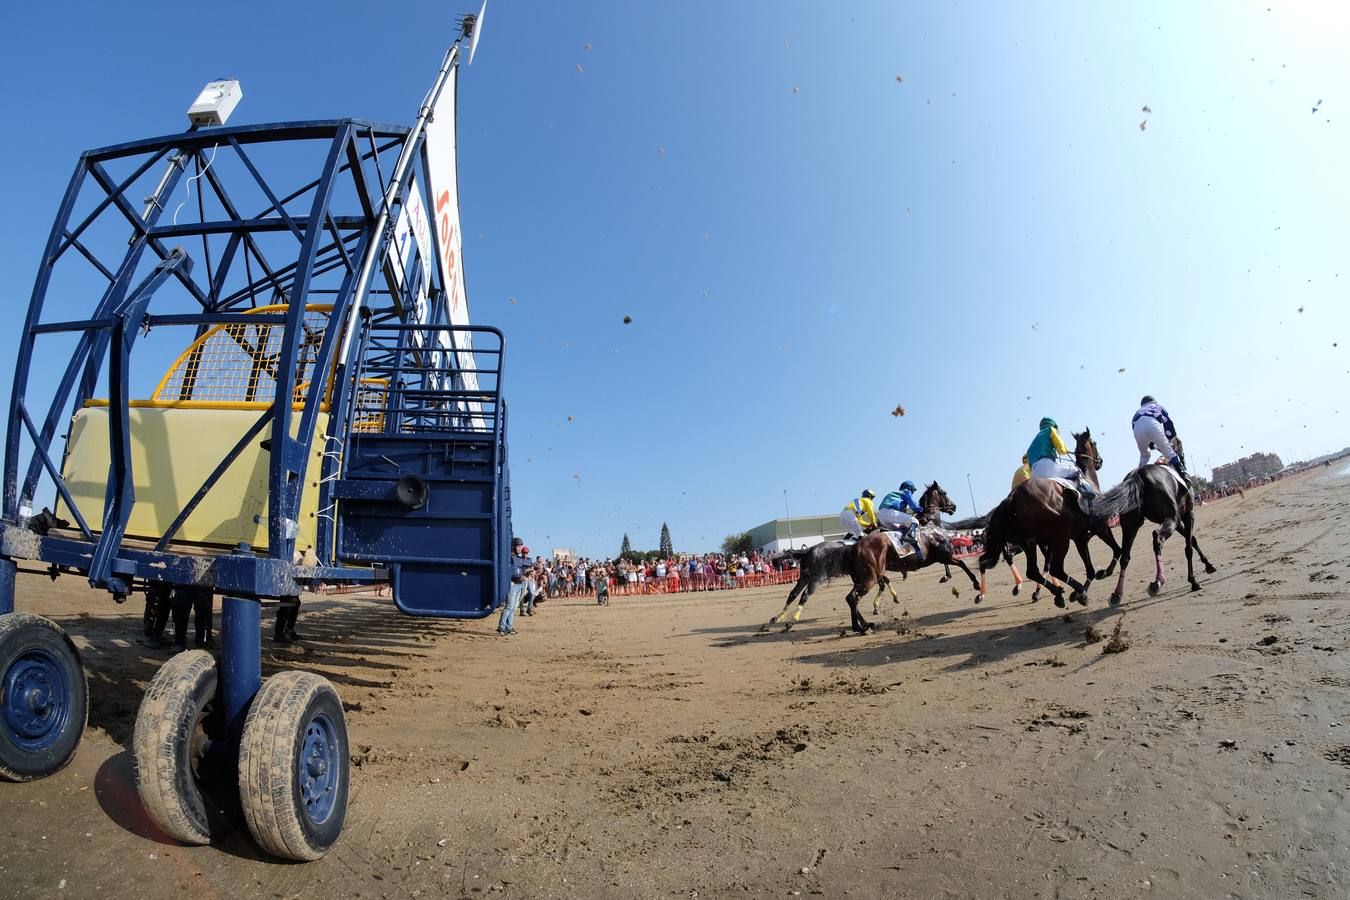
[1,649,71,752]
[299,711,339,824]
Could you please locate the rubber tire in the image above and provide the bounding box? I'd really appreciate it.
[0,612,88,782]
[239,671,348,861]
[132,649,223,844]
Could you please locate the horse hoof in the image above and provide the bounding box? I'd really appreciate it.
[974,594,984,605]
[1190,582,1201,593]
[1095,570,1108,580]
[1012,584,1021,597]
[1031,590,1041,604]
[1076,593,1088,607]
[1147,582,1161,597]
[1054,595,1066,609]
[783,622,793,632]
[938,575,950,584]
[1204,565,1217,575]
[1108,592,1122,606]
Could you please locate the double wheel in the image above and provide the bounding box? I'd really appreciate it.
[133,652,349,860]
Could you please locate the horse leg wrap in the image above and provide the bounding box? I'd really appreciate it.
[1155,555,1165,585]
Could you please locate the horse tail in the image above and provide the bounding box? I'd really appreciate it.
[978,499,1015,572]
[1091,471,1143,522]
[943,513,989,531]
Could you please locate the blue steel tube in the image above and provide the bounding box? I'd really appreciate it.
[220,596,261,744]
[0,558,15,614]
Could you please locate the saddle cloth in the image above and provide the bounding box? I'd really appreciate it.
[883,530,920,556]
[1150,462,1188,489]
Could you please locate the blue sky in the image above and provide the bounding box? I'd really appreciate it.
[1,1,1347,558]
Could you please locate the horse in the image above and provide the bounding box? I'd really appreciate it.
[761,482,958,632]
[977,429,1123,608]
[835,482,987,634]
[1089,460,1217,603]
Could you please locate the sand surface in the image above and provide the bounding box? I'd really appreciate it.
[1,467,1348,899]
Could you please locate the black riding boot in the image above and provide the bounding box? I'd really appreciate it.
[283,597,302,641]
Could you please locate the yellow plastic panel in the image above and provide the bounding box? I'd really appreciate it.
[57,407,328,552]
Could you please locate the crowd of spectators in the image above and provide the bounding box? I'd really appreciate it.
[520,551,800,601]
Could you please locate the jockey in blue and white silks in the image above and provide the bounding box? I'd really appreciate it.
[878,481,926,561]
[1132,395,1187,477]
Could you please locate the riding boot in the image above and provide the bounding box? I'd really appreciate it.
[1170,455,1189,479]
[905,524,925,562]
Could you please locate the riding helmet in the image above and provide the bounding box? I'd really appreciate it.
[1039,416,1057,430]
[900,480,916,492]
[1140,395,1155,405]
[861,489,875,499]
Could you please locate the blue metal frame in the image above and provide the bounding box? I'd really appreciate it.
[0,115,512,618]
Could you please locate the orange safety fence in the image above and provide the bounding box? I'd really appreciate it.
[599,568,801,598]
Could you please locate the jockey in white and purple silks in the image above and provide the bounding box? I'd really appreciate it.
[1132,395,1187,477]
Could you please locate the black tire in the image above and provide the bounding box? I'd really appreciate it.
[132,649,224,844]
[0,612,88,782]
[239,671,348,861]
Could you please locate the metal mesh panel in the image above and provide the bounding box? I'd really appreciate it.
[152,304,334,408]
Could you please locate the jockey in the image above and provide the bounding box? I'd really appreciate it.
[1011,454,1032,492]
[839,490,877,540]
[1132,395,1187,477]
[1026,416,1098,501]
[877,481,926,561]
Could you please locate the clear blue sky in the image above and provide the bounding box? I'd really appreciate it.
[1,1,1346,558]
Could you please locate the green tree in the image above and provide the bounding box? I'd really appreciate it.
[659,522,673,557]
[620,533,632,559]
[721,532,753,555]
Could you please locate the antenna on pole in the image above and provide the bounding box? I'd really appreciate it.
[460,0,488,64]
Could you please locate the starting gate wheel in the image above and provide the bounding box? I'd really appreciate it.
[132,650,225,844]
[0,612,88,782]
[238,671,348,861]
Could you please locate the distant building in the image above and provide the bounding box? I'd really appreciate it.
[552,548,574,561]
[1212,451,1283,486]
[745,514,847,554]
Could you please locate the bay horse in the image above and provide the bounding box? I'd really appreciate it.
[1089,460,1217,603]
[762,482,961,632]
[977,429,1123,608]
[837,483,986,634]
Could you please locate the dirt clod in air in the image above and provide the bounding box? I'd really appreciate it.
[1102,617,1131,654]
[891,405,906,417]
[1084,624,1103,644]
[622,316,633,324]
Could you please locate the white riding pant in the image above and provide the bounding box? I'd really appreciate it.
[1133,416,1175,467]
[1031,456,1080,481]
[876,508,916,531]
[839,508,862,538]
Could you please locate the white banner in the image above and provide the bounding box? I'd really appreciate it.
[423,63,479,397]
[388,175,432,292]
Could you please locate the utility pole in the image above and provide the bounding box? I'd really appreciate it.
[966,473,978,516]
[783,490,794,550]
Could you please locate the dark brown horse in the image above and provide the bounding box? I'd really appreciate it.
[1089,460,1217,603]
[977,429,1123,608]
[837,482,985,634]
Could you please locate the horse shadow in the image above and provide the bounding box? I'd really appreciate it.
[790,591,1174,673]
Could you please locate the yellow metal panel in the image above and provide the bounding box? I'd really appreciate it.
[57,407,328,552]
